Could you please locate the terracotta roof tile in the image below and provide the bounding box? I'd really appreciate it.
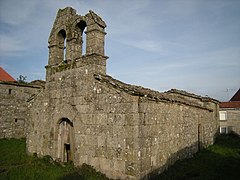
[0,67,16,82]
[220,101,240,108]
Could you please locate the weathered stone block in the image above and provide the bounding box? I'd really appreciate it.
[114,160,125,173]
[97,135,106,147]
[126,161,139,176]
[125,113,139,126]
[99,157,111,172]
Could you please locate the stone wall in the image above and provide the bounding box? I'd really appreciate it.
[94,74,219,179]
[0,82,43,138]
[138,99,217,178]
[27,68,219,179]
[46,7,107,81]
[26,7,219,180]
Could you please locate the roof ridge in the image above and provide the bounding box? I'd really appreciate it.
[230,88,240,101]
[94,74,214,111]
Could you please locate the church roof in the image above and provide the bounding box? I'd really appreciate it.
[94,74,215,111]
[0,67,16,82]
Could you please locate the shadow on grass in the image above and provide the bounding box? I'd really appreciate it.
[59,163,111,180]
[58,172,82,180]
[142,134,240,180]
[1,134,239,180]
[214,133,240,149]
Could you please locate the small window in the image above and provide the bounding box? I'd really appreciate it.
[9,89,12,94]
[220,127,228,134]
[15,119,18,122]
[219,111,227,120]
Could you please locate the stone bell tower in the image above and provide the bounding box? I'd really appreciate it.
[46,7,108,81]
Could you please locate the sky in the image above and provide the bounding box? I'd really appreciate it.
[0,0,239,101]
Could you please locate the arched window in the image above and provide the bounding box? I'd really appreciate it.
[76,21,87,55]
[57,30,67,62]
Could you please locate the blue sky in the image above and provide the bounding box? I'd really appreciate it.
[0,0,239,101]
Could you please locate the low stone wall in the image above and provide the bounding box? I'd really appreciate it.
[0,82,43,138]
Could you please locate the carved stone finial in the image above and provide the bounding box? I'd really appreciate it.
[89,10,106,28]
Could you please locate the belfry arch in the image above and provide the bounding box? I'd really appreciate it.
[46,7,108,80]
[57,118,74,162]
[76,20,87,55]
[57,30,67,62]
[46,7,108,71]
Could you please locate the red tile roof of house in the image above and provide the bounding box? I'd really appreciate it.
[220,101,240,108]
[0,67,16,82]
[230,88,240,101]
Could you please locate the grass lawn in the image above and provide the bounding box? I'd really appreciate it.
[0,138,109,180]
[157,134,240,180]
[0,134,240,179]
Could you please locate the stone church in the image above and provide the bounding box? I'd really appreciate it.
[27,7,219,179]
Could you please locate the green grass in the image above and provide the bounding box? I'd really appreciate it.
[1,134,240,179]
[0,138,110,180]
[157,134,240,180]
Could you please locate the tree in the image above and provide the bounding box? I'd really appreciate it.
[17,75,27,83]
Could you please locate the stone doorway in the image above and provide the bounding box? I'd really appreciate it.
[64,143,71,162]
[58,118,74,162]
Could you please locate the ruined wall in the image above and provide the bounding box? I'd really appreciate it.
[93,76,219,179]
[27,69,219,180]
[27,7,219,180]
[27,67,140,179]
[138,99,217,178]
[46,7,107,81]
[91,77,140,178]
[0,82,42,138]
[166,89,219,146]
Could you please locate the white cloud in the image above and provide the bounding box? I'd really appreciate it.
[116,38,197,55]
[0,0,239,101]
[0,34,26,57]
[0,0,37,25]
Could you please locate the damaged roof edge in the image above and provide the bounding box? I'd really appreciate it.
[166,89,219,103]
[94,74,216,111]
[0,81,45,89]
